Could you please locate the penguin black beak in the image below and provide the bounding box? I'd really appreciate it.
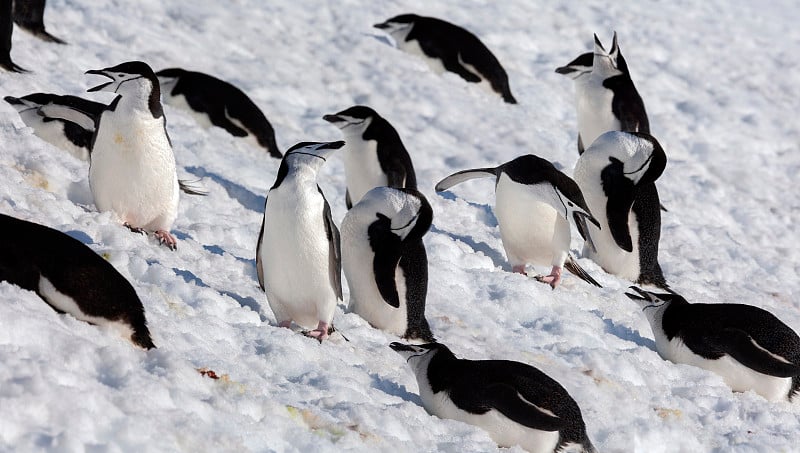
[389,342,416,352]
[555,66,575,75]
[573,212,600,254]
[86,69,114,92]
[322,114,343,124]
[624,286,650,301]
[373,22,389,30]
[321,140,345,150]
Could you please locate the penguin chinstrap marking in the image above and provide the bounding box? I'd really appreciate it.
[323,105,417,209]
[374,14,517,104]
[256,141,345,342]
[573,131,668,288]
[341,187,434,342]
[570,32,649,155]
[1,0,26,72]
[13,0,66,44]
[390,342,596,453]
[156,68,282,158]
[85,61,181,250]
[435,154,602,289]
[626,287,800,402]
[0,213,155,349]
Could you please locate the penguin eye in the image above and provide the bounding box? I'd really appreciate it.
[118,74,126,78]
[567,202,574,207]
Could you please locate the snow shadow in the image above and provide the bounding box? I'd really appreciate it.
[184,165,265,212]
[429,225,508,271]
[592,309,656,350]
[369,373,423,406]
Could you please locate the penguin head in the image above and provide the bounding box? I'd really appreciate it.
[625,286,686,321]
[283,140,345,169]
[390,342,451,374]
[551,184,601,254]
[592,32,625,78]
[86,61,162,117]
[322,105,377,137]
[374,14,418,44]
[358,187,433,242]
[555,52,594,81]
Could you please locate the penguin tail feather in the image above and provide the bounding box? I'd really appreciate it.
[564,256,602,288]
[434,168,497,192]
[179,179,209,196]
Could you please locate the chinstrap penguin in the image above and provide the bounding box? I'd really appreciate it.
[572,33,649,154]
[156,68,282,158]
[626,286,800,402]
[13,0,65,44]
[341,186,434,342]
[84,60,181,250]
[391,342,596,453]
[323,105,417,208]
[435,154,602,289]
[374,14,517,104]
[0,213,155,349]
[572,131,668,288]
[256,141,345,341]
[555,52,593,153]
[1,0,25,72]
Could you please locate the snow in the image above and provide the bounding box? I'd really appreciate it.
[2,0,800,451]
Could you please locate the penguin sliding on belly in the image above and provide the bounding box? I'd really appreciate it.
[374,14,517,103]
[573,130,668,288]
[0,213,155,349]
[626,287,800,402]
[435,154,602,289]
[323,105,417,208]
[390,342,596,453]
[341,186,434,342]
[156,68,282,158]
[256,141,344,341]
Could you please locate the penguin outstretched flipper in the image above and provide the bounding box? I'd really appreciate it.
[434,167,497,191]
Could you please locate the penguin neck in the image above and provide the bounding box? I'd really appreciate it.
[424,347,460,393]
[113,81,163,119]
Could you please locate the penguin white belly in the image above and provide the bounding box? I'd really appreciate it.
[494,176,565,268]
[343,140,388,205]
[575,78,620,149]
[90,112,179,231]
[342,224,408,336]
[397,39,447,74]
[38,275,135,341]
[261,188,336,329]
[162,94,214,128]
[655,334,793,402]
[415,372,559,453]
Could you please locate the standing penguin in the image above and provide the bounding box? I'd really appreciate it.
[0,213,155,349]
[374,14,516,103]
[84,61,181,250]
[573,131,667,288]
[571,33,649,154]
[323,105,417,208]
[256,141,344,341]
[555,52,593,153]
[341,186,434,342]
[625,287,800,402]
[156,68,282,158]
[390,342,596,453]
[435,154,601,289]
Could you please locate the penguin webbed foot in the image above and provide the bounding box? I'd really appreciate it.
[534,266,562,290]
[512,264,527,275]
[302,321,331,343]
[154,230,177,251]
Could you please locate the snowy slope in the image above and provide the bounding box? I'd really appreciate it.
[1,0,799,451]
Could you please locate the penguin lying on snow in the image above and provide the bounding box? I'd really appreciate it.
[323,105,417,208]
[0,213,155,349]
[156,68,282,158]
[341,187,434,342]
[435,154,602,289]
[573,131,668,288]
[3,92,207,196]
[391,342,596,453]
[626,286,800,402]
[374,14,517,104]
[257,141,344,341]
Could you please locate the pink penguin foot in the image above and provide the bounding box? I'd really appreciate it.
[512,265,528,275]
[154,230,177,251]
[535,266,563,290]
[278,320,292,329]
[303,321,330,343]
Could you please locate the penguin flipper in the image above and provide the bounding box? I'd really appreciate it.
[443,54,482,83]
[482,382,564,431]
[386,169,407,189]
[435,168,497,192]
[368,213,403,308]
[564,255,602,288]
[321,190,342,300]
[255,208,266,291]
[208,108,249,138]
[39,102,98,131]
[600,157,634,252]
[719,328,800,378]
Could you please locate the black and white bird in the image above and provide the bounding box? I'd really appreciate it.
[13,0,65,44]
[570,33,649,154]
[555,52,593,153]
[156,68,282,158]
[436,154,601,289]
[82,61,181,250]
[391,342,596,452]
[1,0,25,72]
[573,131,668,288]
[0,213,155,349]
[341,187,434,342]
[626,286,800,402]
[374,14,517,103]
[323,105,417,208]
[256,141,344,341]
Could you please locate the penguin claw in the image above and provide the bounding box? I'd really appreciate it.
[124,223,147,235]
[154,230,177,251]
[534,267,562,290]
